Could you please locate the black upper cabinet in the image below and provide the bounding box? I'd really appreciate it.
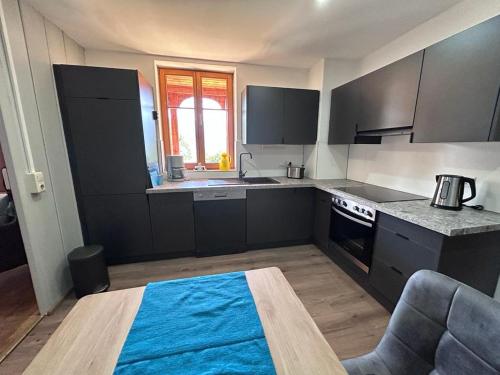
[328,81,359,144]
[283,88,320,144]
[413,16,500,143]
[243,86,284,144]
[357,51,423,132]
[242,86,319,144]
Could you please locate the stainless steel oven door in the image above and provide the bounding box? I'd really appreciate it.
[330,204,375,272]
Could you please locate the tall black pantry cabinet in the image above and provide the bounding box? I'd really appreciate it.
[54,65,158,264]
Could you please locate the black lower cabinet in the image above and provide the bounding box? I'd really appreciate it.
[194,199,246,256]
[82,194,152,264]
[148,193,195,257]
[369,213,500,306]
[247,188,314,247]
[313,190,331,251]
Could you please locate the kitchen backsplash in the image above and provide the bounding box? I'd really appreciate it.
[347,135,500,212]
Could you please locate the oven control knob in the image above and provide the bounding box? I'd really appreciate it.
[361,208,365,213]
[342,201,347,207]
[366,211,373,218]
[354,206,359,211]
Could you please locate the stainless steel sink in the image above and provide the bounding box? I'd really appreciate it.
[242,177,280,184]
[207,177,279,186]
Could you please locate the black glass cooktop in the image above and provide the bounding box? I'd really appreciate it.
[335,184,428,203]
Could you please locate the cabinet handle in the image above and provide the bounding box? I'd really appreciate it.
[395,232,410,241]
[390,266,403,275]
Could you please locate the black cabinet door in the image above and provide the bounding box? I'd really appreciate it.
[148,193,195,256]
[358,51,423,132]
[54,65,139,99]
[413,16,500,143]
[328,81,359,144]
[247,188,314,245]
[283,89,319,144]
[244,86,284,144]
[194,199,246,255]
[82,194,152,263]
[313,189,332,251]
[64,98,149,195]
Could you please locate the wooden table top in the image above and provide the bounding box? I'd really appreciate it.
[24,267,347,375]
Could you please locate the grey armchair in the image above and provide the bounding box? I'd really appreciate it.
[342,270,500,375]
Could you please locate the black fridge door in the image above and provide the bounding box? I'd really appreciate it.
[64,97,149,195]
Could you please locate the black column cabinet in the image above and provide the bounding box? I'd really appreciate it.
[149,193,195,257]
[83,194,153,263]
[412,16,500,143]
[357,51,423,132]
[313,190,332,251]
[328,81,359,144]
[247,188,314,246]
[242,86,319,145]
[54,65,155,263]
[64,98,150,195]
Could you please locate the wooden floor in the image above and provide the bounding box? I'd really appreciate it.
[0,265,40,363]
[0,245,390,374]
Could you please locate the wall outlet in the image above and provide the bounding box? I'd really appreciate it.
[26,171,46,194]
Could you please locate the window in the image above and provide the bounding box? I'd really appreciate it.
[158,68,234,170]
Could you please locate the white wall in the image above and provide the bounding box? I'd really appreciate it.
[304,58,359,180]
[0,0,84,314]
[85,49,310,177]
[342,0,500,213]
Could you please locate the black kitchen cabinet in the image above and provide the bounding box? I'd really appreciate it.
[64,98,150,195]
[194,199,246,255]
[54,65,158,263]
[242,86,283,144]
[313,190,332,251]
[82,194,152,263]
[247,188,314,246]
[413,16,500,143]
[357,51,423,132]
[328,81,359,144]
[370,212,500,305]
[149,193,195,257]
[283,89,320,144]
[242,86,319,145]
[54,65,139,99]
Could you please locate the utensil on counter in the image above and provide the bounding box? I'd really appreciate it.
[431,174,476,210]
[166,155,186,181]
[287,162,305,179]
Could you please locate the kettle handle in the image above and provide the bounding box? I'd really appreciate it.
[461,177,476,203]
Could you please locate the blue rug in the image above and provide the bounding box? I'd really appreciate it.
[114,271,276,374]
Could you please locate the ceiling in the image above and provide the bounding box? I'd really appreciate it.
[26,0,462,68]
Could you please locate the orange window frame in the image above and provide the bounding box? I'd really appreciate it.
[158,68,235,170]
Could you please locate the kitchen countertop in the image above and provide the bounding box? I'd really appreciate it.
[148,177,500,237]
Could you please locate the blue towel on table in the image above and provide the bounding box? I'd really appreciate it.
[114,271,276,375]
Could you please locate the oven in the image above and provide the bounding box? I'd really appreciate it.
[329,195,376,273]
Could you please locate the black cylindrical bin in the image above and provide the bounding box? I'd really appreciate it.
[68,245,110,298]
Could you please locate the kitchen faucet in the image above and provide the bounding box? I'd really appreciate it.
[238,152,253,179]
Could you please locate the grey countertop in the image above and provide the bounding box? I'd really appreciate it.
[148,177,500,237]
